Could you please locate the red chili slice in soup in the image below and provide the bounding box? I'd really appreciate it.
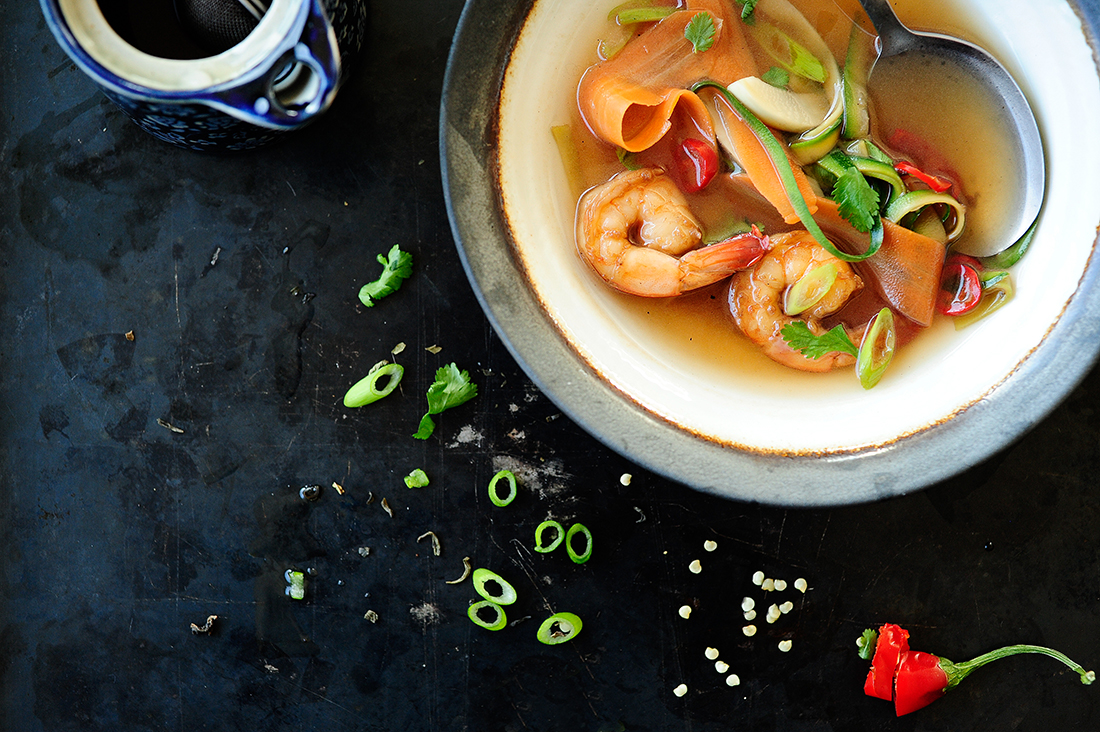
[673,137,718,193]
[936,254,982,316]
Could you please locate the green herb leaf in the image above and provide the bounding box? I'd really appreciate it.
[833,167,880,234]
[781,321,858,359]
[359,244,413,307]
[404,468,429,488]
[737,0,759,22]
[616,147,640,170]
[857,628,879,660]
[413,363,478,439]
[684,12,716,53]
[761,66,790,89]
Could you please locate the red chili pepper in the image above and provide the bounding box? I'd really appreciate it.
[936,254,983,316]
[673,137,718,193]
[863,624,908,701]
[894,160,953,193]
[860,623,1095,717]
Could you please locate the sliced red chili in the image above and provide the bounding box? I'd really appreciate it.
[893,651,950,716]
[864,623,910,701]
[936,255,982,316]
[673,137,718,193]
[894,160,952,193]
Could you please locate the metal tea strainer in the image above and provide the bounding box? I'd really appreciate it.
[176,0,270,53]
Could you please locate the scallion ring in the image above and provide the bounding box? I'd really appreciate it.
[468,600,507,631]
[534,520,565,553]
[565,523,593,564]
[472,567,517,605]
[537,612,583,645]
[488,469,518,507]
[343,361,404,407]
[284,569,306,600]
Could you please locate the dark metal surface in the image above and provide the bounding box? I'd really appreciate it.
[1,0,1098,729]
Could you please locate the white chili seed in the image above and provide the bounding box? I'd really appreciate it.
[689,559,702,574]
[620,473,633,486]
[744,609,756,621]
[705,647,720,660]
[673,684,688,697]
[794,578,808,593]
[779,601,794,614]
[679,605,692,619]
[703,540,718,552]
[778,639,793,652]
[761,578,775,592]
[726,674,741,687]
[715,660,729,674]
[751,571,765,586]
[742,624,757,637]
[741,596,755,612]
[774,579,788,591]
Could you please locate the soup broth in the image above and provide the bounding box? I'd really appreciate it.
[564,0,1021,387]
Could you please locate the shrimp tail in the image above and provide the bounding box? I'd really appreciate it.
[677,226,771,291]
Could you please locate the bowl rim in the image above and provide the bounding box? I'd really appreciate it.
[440,0,1100,506]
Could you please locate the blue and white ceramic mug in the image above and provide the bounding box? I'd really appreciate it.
[40,0,366,151]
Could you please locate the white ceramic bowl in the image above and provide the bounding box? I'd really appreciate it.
[441,0,1100,505]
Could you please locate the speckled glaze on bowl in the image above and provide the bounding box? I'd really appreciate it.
[441,0,1100,505]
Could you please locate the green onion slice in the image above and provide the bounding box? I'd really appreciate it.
[472,567,517,605]
[343,361,404,407]
[784,262,838,315]
[284,569,306,600]
[404,468,429,488]
[884,190,966,243]
[606,0,653,21]
[565,523,594,564]
[616,6,676,24]
[488,469,518,507]
[535,520,565,553]
[537,612,584,645]
[468,600,507,631]
[693,80,880,263]
[855,307,896,390]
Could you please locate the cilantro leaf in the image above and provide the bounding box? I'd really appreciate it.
[761,66,790,89]
[413,363,478,440]
[781,321,857,359]
[833,167,880,234]
[359,244,413,307]
[737,0,759,22]
[684,12,716,53]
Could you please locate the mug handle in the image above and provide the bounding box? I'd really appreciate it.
[201,0,342,130]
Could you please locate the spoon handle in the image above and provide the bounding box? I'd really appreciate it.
[855,0,917,55]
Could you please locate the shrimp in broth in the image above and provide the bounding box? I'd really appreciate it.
[566,0,1022,387]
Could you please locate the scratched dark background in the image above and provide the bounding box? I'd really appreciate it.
[1,0,1099,730]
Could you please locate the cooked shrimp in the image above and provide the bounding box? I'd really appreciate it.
[576,168,770,297]
[728,230,864,372]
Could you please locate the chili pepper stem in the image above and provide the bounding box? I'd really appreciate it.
[941,645,1096,690]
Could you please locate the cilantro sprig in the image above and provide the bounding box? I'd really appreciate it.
[414,363,478,439]
[684,12,716,53]
[780,321,857,360]
[834,167,880,234]
[359,244,413,307]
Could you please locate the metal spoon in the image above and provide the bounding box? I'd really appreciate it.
[857,0,1044,256]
